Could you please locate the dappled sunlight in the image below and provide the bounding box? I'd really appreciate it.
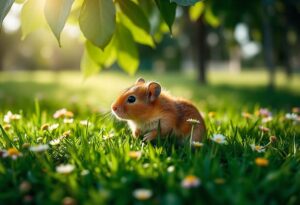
[1,0,300,203]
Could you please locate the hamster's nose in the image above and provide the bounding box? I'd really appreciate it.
[112,105,118,111]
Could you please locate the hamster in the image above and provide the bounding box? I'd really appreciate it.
[111,78,206,142]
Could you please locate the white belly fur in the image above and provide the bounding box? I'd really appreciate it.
[127,118,160,133]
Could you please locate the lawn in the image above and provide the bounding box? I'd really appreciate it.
[0,70,300,205]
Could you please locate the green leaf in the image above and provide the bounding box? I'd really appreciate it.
[117,0,150,33]
[116,23,139,75]
[170,0,200,6]
[119,13,155,48]
[80,48,102,77]
[85,38,117,67]
[0,0,14,27]
[79,0,116,49]
[15,0,25,3]
[21,0,47,39]
[44,0,74,46]
[204,6,220,27]
[154,0,176,33]
[189,1,204,22]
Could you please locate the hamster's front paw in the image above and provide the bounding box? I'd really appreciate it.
[142,130,157,142]
[133,129,141,138]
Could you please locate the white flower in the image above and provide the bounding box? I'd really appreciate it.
[258,108,272,117]
[4,111,21,123]
[36,137,43,143]
[49,138,61,146]
[285,113,298,121]
[103,133,114,140]
[211,134,227,144]
[29,144,49,152]
[262,116,273,123]
[56,164,75,174]
[181,175,201,188]
[49,123,59,131]
[186,118,200,124]
[63,118,74,124]
[2,148,23,159]
[143,163,150,168]
[250,144,265,153]
[79,120,91,126]
[53,108,74,119]
[192,141,204,148]
[132,189,153,200]
[167,165,175,173]
[81,169,90,176]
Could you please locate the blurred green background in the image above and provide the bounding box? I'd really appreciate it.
[0,0,300,111]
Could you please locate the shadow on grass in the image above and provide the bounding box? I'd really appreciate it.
[190,84,300,111]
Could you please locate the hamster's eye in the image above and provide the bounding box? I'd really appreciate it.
[127,96,136,104]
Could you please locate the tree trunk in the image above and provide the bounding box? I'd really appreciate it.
[197,15,207,84]
[262,0,275,89]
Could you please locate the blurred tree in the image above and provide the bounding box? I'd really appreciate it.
[209,0,300,88]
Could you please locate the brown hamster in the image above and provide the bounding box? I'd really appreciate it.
[111,78,206,142]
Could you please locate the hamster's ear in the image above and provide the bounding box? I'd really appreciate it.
[147,82,161,102]
[135,78,145,84]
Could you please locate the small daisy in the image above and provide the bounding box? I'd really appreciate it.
[186,118,200,124]
[167,165,175,173]
[211,134,227,144]
[19,181,32,193]
[22,143,31,149]
[208,112,216,118]
[259,126,270,133]
[4,111,21,123]
[255,157,269,167]
[250,144,265,153]
[62,130,71,137]
[29,144,49,152]
[49,138,61,146]
[36,137,43,143]
[285,113,298,121]
[3,124,11,131]
[63,118,74,124]
[103,133,114,140]
[269,136,277,143]
[3,147,22,159]
[257,108,272,118]
[191,141,204,148]
[128,151,142,159]
[262,116,273,123]
[181,175,201,188]
[56,164,75,174]
[49,123,59,131]
[62,197,77,205]
[242,112,252,119]
[292,107,300,114]
[132,188,153,200]
[53,108,74,119]
[81,169,90,176]
[41,123,49,131]
[143,163,150,168]
[79,120,91,126]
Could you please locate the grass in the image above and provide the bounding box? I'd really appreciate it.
[0,70,300,205]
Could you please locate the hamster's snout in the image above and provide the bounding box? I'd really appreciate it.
[112,105,118,111]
